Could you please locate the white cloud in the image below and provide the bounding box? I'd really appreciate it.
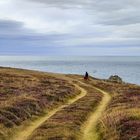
[0,0,140,55]
[0,0,89,34]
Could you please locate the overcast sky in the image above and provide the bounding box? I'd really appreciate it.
[0,0,140,55]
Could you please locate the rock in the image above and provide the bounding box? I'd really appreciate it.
[108,75,123,83]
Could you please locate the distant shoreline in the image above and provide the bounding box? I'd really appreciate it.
[0,56,140,85]
[0,66,139,86]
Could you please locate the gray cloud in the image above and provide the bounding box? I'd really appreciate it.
[0,20,35,36]
[0,0,140,55]
[0,20,23,35]
[28,0,140,11]
[0,19,76,47]
[29,0,140,25]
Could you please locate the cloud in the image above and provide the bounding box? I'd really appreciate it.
[0,0,140,55]
[0,0,89,34]
[29,0,140,25]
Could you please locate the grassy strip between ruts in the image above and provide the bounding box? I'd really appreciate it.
[27,80,103,140]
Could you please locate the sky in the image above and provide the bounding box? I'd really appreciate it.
[0,0,140,56]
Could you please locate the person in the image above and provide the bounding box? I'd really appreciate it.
[84,72,89,80]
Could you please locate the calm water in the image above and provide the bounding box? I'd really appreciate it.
[0,56,140,85]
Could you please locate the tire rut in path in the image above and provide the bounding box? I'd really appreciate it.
[81,86,111,140]
[11,84,87,140]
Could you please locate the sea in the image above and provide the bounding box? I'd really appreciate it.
[0,56,140,85]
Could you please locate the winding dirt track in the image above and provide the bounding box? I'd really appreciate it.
[81,86,111,140]
[12,84,87,140]
[12,76,111,140]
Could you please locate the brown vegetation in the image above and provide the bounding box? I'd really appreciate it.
[0,67,140,140]
[0,67,79,139]
[28,81,103,140]
[91,80,140,140]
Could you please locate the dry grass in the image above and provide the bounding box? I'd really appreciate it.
[0,67,140,140]
[28,81,103,140]
[91,80,140,140]
[0,67,79,139]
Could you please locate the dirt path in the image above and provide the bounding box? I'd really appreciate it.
[81,86,111,140]
[11,75,110,140]
[11,84,87,140]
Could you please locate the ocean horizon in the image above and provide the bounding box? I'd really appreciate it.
[0,56,140,85]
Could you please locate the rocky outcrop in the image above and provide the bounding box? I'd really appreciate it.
[108,75,123,83]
